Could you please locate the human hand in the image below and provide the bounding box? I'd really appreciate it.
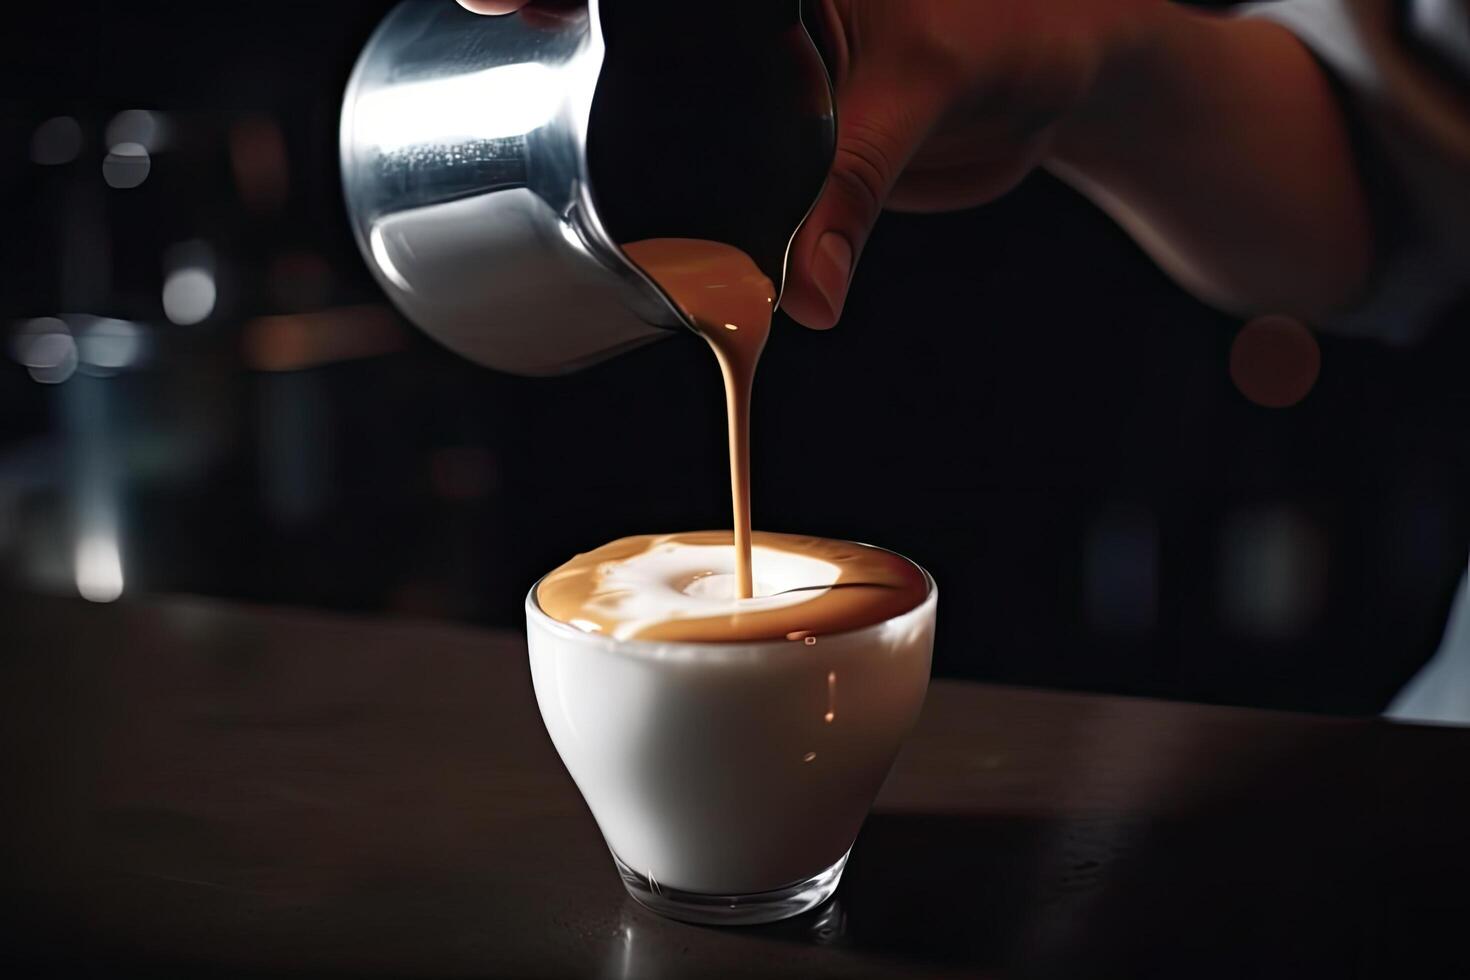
[780,0,1168,328]
[455,1,1171,328]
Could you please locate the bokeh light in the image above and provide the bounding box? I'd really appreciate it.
[162,268,217,325]
[1228,315,1321,408]
[229,115,289,213]
[1220,506,1327,639]
[242,305,405,372]
[11,317,78,384]
[75,533,124,603]
[30,116,82,165]
[105,109,168,151]
[76,318,145,375]
[102,141,151,188]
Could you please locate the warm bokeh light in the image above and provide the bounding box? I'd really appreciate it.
[242,305,406,372]
[229,115,289,213]
[1228,315,1321,408]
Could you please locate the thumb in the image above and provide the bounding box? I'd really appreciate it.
[782,73,942,329]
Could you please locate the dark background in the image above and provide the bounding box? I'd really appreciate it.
[3,0,1468,714]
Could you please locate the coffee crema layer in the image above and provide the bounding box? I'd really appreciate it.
[535,531,929,643]
[621,239,775,600]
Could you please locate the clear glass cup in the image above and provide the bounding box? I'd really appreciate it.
[525,551,936,925]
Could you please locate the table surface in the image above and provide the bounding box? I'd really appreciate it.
[2,592,1468,979]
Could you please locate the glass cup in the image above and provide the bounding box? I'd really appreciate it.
[525,551,936,925]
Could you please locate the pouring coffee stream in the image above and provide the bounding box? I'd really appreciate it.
[345,1,937,929]
[619,239,889,605]
[342,1,839,601]
[621,239,775,600]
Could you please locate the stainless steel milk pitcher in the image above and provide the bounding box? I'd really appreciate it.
[340,0,836,375]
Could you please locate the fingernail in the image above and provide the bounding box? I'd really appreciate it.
[813,232,853,319]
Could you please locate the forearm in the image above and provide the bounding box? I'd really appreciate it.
[1046,7,1372,319]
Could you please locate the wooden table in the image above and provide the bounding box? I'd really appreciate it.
[2,593,1467,978]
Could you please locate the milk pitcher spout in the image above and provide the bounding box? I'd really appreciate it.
[340,0,836,375]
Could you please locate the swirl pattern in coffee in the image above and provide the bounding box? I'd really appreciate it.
[535,531,928,643]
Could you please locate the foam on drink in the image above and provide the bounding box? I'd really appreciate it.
[535,531,929,643]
